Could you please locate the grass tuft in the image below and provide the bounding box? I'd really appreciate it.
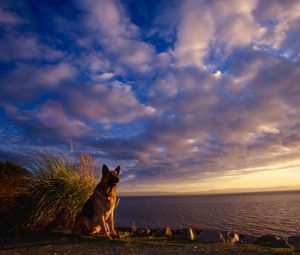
[20,152,99,232]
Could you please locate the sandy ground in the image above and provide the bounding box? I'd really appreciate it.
[0,233,298,255]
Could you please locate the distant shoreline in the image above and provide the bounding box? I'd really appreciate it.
[119,188,300,198]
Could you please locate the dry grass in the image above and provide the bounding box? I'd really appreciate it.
[19,153,100,232]
[0,153,102,234]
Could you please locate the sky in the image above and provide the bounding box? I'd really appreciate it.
[0,0,300,195]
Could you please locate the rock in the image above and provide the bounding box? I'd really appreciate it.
[198,229,226,243]
[240,234,257,244]
[256,235,291,248]
[131,223,137,233]
[146,228,151,235]
[256,235,278,244]
[288,236,300,251]
[165,226,172,239]
[270,239,291,248]
[188,228,196,241]
[171,228,196,241]
[135,228,151,237]
[152,229,164,238]
[194,228,203,235]
[151,227,176,239]
[224,232,239,244]
[118,231,131,238]
[171,229,186,240]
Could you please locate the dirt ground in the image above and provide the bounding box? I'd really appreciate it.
[0,233,298,255]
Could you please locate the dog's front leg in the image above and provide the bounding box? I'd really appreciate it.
[108,210,118,237]
[99,214,112,240]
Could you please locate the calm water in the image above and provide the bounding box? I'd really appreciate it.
[115,191,300,237]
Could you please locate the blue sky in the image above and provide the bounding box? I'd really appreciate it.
[1,0,300,194]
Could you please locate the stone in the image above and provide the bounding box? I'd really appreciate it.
[152,229,164,238]
[188,228,196,241]
[171,228,197,240]
[288,236,300,251]
[256,235,291,248]
[118,231,131,238]
[194,228,203,235]
[240,234,257,244]
[131,223,137,233]
[256,235,278,244]
[165,226,172,239]
[198,229,226,243]
[171,229,186,240]
[135,228,151,237]
[224,232,239,244]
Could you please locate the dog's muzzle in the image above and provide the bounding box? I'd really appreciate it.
[110,175,119,184]
[107,176,119,191]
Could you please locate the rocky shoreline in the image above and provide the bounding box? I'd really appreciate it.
[1,227,299,255]
[1,226,300,254]
[117,226,300,251]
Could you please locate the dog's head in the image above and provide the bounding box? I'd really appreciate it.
[101,164,120,191]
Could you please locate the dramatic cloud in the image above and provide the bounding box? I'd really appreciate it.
[0,2,25,25]
[0,0,300,193]
[63,81,156,123]
[174,0,264,68]
[0,32,64,61]
[0,63,75,102]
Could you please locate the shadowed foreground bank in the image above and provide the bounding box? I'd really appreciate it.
[0,233,298,255]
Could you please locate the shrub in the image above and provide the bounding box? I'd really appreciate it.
[21,153,99,232]
[0,161,31,210]
[0,161,30,179]
[0,161,31,234]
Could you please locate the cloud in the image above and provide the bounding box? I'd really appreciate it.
[174,0,299,69]
[0,32,64,61]
[0,63,76,102]
[149,68,219,113]
[174,1,215,68]
[174,0,264,69]
[0,4,24,25]
[63,81,156,123]
[95,72,114,80]
[0,3,64,63]
[3,102,90,143]
[107,52,300,184]
[253,0,300,50]
[75,0,157,75]
[34,63,75,85]
[79,0,138,38]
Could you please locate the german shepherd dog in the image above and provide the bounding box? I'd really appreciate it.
[73,164,120,239]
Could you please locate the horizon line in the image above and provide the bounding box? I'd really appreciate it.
[118,187,300,197]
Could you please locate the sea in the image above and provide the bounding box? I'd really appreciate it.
[115,190,300,237]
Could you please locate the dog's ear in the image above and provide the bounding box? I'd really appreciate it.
[102,164,109,175]
[114,166,120,175]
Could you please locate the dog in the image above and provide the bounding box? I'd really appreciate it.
[73,164,120,239]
